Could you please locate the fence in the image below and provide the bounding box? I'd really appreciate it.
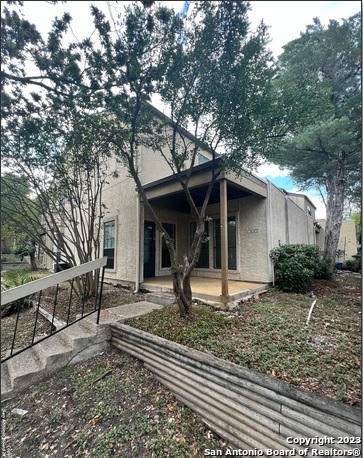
[1,257,107,362]
[111,323,361,455]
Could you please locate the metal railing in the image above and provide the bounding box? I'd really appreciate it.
[1,257,107,363]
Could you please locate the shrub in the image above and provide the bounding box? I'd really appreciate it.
[270,244,330,293]
[1,268,37,318]
[1,268,36,290]
[345,259,359,272]
[314,259,333,280]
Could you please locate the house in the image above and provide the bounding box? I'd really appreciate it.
[316,219,358,266]
[96,106,318,306]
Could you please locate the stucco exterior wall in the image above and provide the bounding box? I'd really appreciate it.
[287,199,311,244]
[101,162,139,284]
[238,196,269,282]
[140,135,213,186]
[55,123,317,287]
[101,173,318,287]
[268,184,288,247]
[317,220,358,263]
[287,193,316,220]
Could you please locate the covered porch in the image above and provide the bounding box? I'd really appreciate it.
[141,160,269,307]
[141,275,270,308]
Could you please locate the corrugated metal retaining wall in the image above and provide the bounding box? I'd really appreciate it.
[111,323,361,455]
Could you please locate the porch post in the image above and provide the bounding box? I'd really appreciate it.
[220,179,229,303]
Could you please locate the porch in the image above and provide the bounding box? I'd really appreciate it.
[141,275,270,308]
[141,161,270,306]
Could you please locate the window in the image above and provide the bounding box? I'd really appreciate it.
[307,205,312,216]
[161,223,175,268]
[190,221,209,268]
[103,220,115,269]
[197,153,209,165]
[213,216,237,270]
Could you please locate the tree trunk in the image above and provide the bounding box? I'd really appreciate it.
[171,271,192,317]
[170,224,205,317]
[323,153,347,273]
[29,251,38,271]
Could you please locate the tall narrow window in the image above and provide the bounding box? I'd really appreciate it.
[103,220,115,269]
[161,223,175,268]
[213,216,237,270]
[190,221,209,268]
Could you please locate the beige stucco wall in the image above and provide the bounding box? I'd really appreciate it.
[54,122,317,287]
[268,184,288,247]
[265,181,316,242]
[140,132,213,186]
[336,220,358,262]
[286,199,314,245]
[317,220,358,264]
[101,172,318,286]
[101,161,139,284]
[238,196,269,282]
[287,193,316,220]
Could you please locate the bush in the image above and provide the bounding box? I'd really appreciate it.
[1,268,36,290]
[1,268,37,318]
[270,244,330,293]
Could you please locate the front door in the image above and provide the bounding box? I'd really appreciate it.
[144,221,155,278]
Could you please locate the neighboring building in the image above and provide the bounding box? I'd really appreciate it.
[316,219,358,265]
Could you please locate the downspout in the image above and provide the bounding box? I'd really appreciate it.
[267,180,275,287]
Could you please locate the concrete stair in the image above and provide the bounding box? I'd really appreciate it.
[1,318,104,402]
[1,301,163,402]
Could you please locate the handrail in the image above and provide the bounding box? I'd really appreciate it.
[1,257,107,306]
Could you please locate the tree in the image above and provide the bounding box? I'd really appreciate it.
[1,1,275,315]
[1,172,43,269]
[1,173,40,270]
[1,173,32,251]
[1,112,120,294]
[268,14,361,273]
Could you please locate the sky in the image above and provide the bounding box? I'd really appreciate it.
[9,0,363,218]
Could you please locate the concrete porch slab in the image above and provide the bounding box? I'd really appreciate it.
[141,276,270,308]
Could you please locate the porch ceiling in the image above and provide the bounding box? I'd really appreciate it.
[143,161,267,213]
[147,182,252,213]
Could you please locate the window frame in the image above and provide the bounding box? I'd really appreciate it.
[103,219,116,270]
[213,215,237,270]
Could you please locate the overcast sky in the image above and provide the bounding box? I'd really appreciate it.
[9,1,363,217]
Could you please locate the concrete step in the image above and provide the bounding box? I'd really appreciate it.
[60,321,98,353]
[6,347,45,392]
[145,293,175,306]
[34,333,73,371]
[1,321,100,401]
[1,362,12,401]
[1,303,163,401]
